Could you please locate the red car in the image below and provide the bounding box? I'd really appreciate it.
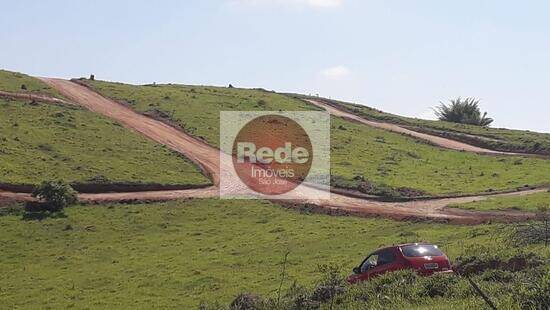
[347,243,453,284]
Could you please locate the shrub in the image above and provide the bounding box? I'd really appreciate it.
[481,269,514,282]
[280,282,319,310]
[512,206,550,246]
[31,180,77,212]
[418,272,458,298]
[227,267,547,309]
[434,97,493,127]
[512,270,550,310]
[311,285,345,303]
[230,293,263,310]
[454,252,544,276]
[365,269,421,300]
[309,264,346,306]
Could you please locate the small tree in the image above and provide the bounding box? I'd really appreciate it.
[32,181,77,212]
[434,97,494,127]
[512,206,550,246]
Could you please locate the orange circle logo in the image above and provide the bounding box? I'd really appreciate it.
[232,115,313,195]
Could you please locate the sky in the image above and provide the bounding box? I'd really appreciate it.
[2,0,549,132]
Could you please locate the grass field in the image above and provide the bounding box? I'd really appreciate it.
[0,199,547,308]
[85,80,550,196]
[0,70,61,97]
[304,96,550,155]
[0,99,209,187]
[449,190,550,212]
[330,117,550,196]
[83,79,317,146]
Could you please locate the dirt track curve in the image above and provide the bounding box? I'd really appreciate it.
[0,90,70,105]
[42,78,220,185]
[0,79,545,224]
[305,99,521,155]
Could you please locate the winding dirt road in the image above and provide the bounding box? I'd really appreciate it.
[41,78,220,185]
[0,79,546,224]
[0,90,70,105]
[305,99,517,155]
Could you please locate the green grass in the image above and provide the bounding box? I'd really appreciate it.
[330,117,550,196]
[0,99,210,186]
[0,70,61,97]
[300,96,550,155]
[449,190,550,212]
[84,79,317,146]
[86,80,550,196]
[1,198,547,308]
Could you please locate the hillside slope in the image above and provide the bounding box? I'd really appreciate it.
[0,70,62,97]
[0,98,210,188]
[82,79,550,196]
[1,199,547,308]
[297,95,550,155]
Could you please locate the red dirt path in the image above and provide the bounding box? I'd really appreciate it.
[305,99,518,155]
[0,79,545,224]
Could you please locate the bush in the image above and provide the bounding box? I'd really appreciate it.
[341,270,419,309]
[454,252,544,276]
[418,272,458,298]
[281,282,319,310]
[311,264,346,304]
[227,253,546,309]
[229,268,549,309]
[512,206,550,246]
[31,180,77,212]
[481,269,514,282]
[512,270,550,310]
[230,293,263,310]
[434,97,493,127]
[311,285,345,303]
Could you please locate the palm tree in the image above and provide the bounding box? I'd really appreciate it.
[434,97,493,127]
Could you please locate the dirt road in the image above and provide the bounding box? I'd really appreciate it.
[40,78,220,185]
[0,79,544,224]
[1,185,542,224]
[305,99,518,155]
[0,90,70,105]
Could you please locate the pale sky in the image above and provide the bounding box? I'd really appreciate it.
[2,0,549,132]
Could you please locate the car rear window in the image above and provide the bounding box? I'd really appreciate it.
[401,244,443,257]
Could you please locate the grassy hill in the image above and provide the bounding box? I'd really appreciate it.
[84,79,550,196]
[0,99,209,187]
[330,117,550,196]
[0,199,547,308]
[0,73,548,309]
[450,190,550,212]
[80,79,317,145]
[300,96,550,155]
[0,70,61,97]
